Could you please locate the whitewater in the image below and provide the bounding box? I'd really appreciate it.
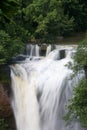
[10,45,87,130]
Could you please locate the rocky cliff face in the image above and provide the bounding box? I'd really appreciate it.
[0,83,16,130]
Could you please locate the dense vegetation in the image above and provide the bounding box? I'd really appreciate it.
[0,0,87,128]
[65,34,87,127]
[0,0,87,63]
[65,79,87,127]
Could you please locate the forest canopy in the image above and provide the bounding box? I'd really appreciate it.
[0,0,87,63]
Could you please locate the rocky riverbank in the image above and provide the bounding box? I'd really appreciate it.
[0,65,16,130]
[0,83,16,130]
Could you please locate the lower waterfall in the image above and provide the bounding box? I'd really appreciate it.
[10,46,87,130]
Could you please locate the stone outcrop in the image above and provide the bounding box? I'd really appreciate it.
[0,83,16,130]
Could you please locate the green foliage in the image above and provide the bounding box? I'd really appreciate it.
[67,32,87,74]
[0,0,87,64]
[0,30,24,64]
[64,79,87,127]
[0,0,19,24]
[0,0,29,64]
[5,22,29,43]
[74,35,87,67]
[0,118,8,130]
[62,0,87,31]
[65,33,87,127]
[0,30,11,63]
[24,0,74,43]
[73,33,87,72]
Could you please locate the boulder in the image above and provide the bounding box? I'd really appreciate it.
[40,43,47,56]
[8,54,29,64]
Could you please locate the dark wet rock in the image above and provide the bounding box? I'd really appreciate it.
[8,54,29,64]
[41,43,47,50]
[0,83,16,130]
[40,44,47,56]
[60,50,65,59]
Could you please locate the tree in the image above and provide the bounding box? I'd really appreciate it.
[0,0,19,27]
[72,33,87,76]
[24,0,74,43]
[0,0,29,64]
[62,0,87,31]
[65,79,87,127]
[0,30,24,64]
[65,33,87,127]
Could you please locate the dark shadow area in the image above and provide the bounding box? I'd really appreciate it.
[60,50,66,59]
[0,65,16,130]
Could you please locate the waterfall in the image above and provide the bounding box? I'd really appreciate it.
[11,64,40,130]
[46,45,52,56]
[25,44,40,56]
[10,45,87,130]
[25,44,52,56]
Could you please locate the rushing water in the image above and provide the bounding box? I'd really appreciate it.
[10,45,87,130]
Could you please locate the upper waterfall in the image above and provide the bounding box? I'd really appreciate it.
[10,45,86,130]
[25,44,77,57]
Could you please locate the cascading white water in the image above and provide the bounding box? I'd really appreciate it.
[25,44,52,56]
[11,65,40,130]
[10,45,87,130]
[26,44,40,56]
[46,44,52,56]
